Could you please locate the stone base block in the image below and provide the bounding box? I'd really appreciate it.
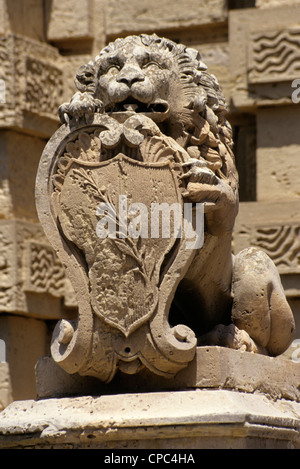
[0,389,299,449]
[35,346,300,402]
[0,316,48,401]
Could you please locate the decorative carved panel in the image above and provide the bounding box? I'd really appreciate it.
[23,241,66,297]
[0,35,63,136]
[248,29,300,84]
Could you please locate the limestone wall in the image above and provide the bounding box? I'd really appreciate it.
[0,0,299,403]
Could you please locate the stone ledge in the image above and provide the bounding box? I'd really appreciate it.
[0,389,299,448]
[35,346,300,402]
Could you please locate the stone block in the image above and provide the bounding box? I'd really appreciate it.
[35,347,300,402]
[0,131,46,221]
[0,0,9,36]
[105,0,228,38]
[0,219,76,318]
[0,35,62,137]
[0,316,47,401]
[229,5,300,109]
[256,0,300,7]
[1,0,45,41]
[45,0,94,43]
[256,106,300,202]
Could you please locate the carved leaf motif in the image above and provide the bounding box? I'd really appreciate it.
[69,166,154,291]
[113,238,141,264]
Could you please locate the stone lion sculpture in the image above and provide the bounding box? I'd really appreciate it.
[38,34,295,383]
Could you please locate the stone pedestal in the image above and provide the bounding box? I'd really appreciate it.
[0,389,299,449]
[0,347,299,449]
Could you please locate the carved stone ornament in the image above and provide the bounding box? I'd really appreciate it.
[36,34,295,383]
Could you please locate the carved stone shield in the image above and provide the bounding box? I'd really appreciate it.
[37,115,197,381]
[57,154,182,337]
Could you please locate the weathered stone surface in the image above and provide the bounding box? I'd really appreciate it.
[0,0,45,41]
[61,55,96,105]
[105,0,228,37]
[0,316,47,401]
[0,234,76,402]
[0,131,46,221]
[257,0,300,7]
[0,388,299,448]
[0,0,9,36]
[35,346,300,402]
[248,29,300,85]
[233,199,300,330]
[256,106,300,202]
[0,35,62,137]
[46,0,94,43]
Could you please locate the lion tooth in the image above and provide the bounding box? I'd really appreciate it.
[123,103,138,111]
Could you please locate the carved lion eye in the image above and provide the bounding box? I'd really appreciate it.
[105,65,120,73]
[142,61,161,69]
[99,62,121,76]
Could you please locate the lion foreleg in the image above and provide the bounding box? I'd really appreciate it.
[180,159,238,235]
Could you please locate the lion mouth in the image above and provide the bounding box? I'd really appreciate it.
[105,98,170,122]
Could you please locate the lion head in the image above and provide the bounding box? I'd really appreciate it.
[60,34,237,192]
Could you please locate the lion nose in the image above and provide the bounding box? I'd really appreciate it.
[116,65,145,87]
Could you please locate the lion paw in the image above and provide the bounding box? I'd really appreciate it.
[181,158,217,185]
[58,92,103,124]
[198,323,260,353]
